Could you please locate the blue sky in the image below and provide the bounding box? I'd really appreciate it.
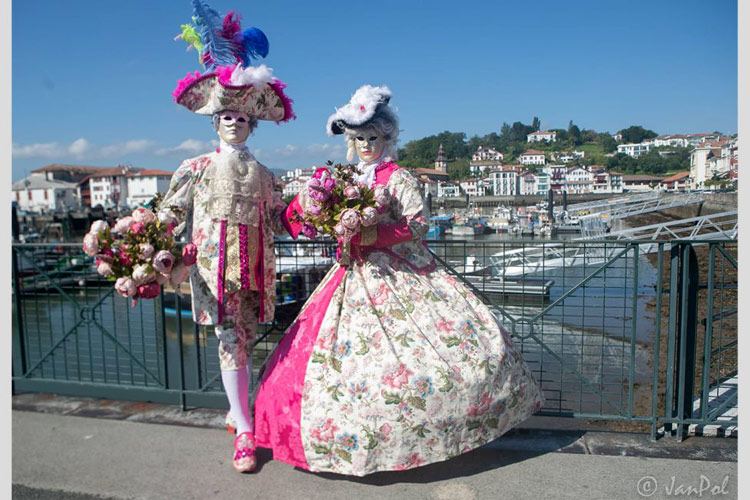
[11,0,738,181]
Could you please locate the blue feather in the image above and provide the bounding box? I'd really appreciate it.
[240,27,269,66]
[191,0,238,70]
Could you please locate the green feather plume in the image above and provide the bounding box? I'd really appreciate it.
[180,24,203,62]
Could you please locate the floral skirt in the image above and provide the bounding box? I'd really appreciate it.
[253,251,545,476]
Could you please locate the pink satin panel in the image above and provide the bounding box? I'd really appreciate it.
[253,266,348,469]
[372,221,413,248]
[374,162,399,185]
[281,195,304,239]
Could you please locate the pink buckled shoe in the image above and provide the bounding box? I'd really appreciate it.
[233,431,257,473]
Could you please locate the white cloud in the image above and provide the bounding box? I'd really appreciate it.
[68,138,92,155]
[155,139,219,156]
[100,139,157,157]
[12,141,64,159]
[13,137,160,160]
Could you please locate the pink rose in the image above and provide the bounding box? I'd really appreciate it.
[96,262,113,276]
[152,250,175,273]
[137,282,160,299]
[155,273,170,285]
[139,243,155,259]
[132,207,156,224]
[334,223,345,236]
[112,216,134,234]
[114,277,137,297]
[313,167,330,180]
[130,222,145,234]
[305,203,322,216]
[323,177,336,191]
[344,185,360,199]
[181,243,198,266]
[118,245,132,267]
[89,220,109,235]
[361,207,379,227]
[301,222,317,239]
[95,247,114,265]
[340,209,361,231]
[82,233,99,256]
[379,423,392,436]
[132,264,154,286]
[170,262,190,286]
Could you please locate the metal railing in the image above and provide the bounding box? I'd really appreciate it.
[11,238,737,440]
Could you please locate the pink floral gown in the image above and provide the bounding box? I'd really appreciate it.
[254,162,545,476]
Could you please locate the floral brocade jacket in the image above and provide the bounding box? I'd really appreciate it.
[160,150,286,325]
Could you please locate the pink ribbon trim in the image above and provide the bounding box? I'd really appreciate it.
[217,220,227,324]
[239,223,251,290]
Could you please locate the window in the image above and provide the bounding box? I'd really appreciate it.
[44,190,48,200]
[28,191,32,200]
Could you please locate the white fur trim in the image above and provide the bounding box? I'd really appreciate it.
[326,85,392,136]
[230,64,275,87]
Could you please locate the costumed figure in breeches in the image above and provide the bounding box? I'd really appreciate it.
[160,0,295,473]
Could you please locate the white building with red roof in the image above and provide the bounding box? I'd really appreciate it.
[659,172,691,192]
[519,149,546,166]
[87,165,142,209]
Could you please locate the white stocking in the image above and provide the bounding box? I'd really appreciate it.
[221,368,252,435]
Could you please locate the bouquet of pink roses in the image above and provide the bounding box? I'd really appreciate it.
[292,162,391,265]
[82,204,197,303]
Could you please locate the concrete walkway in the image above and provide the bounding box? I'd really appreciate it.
[12,395,738,500]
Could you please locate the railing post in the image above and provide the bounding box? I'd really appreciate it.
[668,243,699,441]
[11,244,28,393]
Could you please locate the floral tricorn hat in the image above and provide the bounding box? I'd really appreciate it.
[172,0,295,122]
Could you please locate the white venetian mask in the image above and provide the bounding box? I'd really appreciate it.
[218,110,251,144]
[353,127,385,163]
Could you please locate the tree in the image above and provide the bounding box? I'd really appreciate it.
[618,125,657,144]
[567,120,582,146]
[531,116,540,131]
[448,158,471,179]
[598,133,617,153]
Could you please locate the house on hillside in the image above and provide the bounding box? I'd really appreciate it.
[519,149,546,166]
[527,131,557,143]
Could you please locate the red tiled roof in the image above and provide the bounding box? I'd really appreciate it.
[31,164,110,174]
[415,168,449,177]
[89,166,143,178]
[660,172,690,183]
[127,169,173,177]
[521,149,545,155]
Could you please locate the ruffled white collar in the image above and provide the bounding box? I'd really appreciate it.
[218,139,252,156]
[355,152,393,188]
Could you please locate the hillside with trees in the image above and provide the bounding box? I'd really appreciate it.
[396,119,687,179]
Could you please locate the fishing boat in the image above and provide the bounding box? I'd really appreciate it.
[426,216,453,238]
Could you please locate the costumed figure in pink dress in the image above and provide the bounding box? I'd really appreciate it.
[253,85,545,476]
[160,0,294,473]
